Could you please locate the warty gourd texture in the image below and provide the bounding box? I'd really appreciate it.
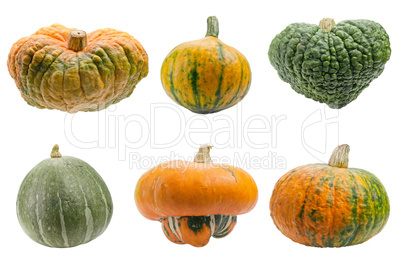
[268,18,391,108]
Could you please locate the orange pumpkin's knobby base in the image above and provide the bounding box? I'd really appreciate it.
[177,217,212,247]
[160,215,237,247]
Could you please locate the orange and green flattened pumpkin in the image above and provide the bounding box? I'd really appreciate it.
[8,24,148,113]
[135,145,258,247]
[270,144,390,247]
[161,16,251,114]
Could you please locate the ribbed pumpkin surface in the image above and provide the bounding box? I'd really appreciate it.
[8,24,148,112]
[17,147,113,248]
[270,145,390,247]
[161,17,251,114]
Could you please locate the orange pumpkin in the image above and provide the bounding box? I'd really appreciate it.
[270,144,390,247]
[8,24,148,113]
[135,145,258,247]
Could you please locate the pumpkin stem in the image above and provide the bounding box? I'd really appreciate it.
[51,144,62,158]
[68,30,87,52]
[319,18,336,33]
[205,16,219,38]
[194,144,213,163]
[328,144,350,168]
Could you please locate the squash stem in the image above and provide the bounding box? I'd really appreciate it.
[205,16,219,38]
[68,30,87,52]
[194,144,213,163]
[319,18,336,33]
[328,144,349,168]
[51,144,62,158]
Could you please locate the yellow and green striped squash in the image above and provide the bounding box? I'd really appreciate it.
[161,16,251,114]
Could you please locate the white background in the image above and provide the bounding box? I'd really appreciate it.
[0,0,400,267]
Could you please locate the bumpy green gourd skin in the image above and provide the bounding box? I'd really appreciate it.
[17,156,113,248]
[268,20,391,108]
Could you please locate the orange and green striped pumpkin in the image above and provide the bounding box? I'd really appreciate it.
[270,144,390,247]
[161,16,251,114]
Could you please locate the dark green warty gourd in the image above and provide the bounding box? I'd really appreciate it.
[268,18,391,108]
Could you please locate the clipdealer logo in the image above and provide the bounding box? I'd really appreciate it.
[63,103,288,170]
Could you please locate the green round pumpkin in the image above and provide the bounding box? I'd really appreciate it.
[16,145,113,248]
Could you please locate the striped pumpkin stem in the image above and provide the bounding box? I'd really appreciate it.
[68,30,87,52]
[206,16,219,38]
[328,144,350,168]
[194,144,213,163]
[50,144,62,158]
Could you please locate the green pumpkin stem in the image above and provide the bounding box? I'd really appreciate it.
[194,144,213,163]
[51,144,62,158]
[319,18,336,33]
[68,30,87,52]
[205,16,219,38]
[328,144,350,168]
